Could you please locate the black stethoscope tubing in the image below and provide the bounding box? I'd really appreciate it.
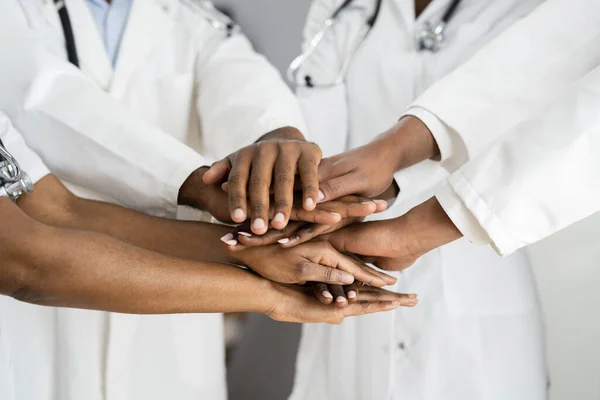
[54,0,80,67]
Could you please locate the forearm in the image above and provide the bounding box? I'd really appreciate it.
[403,197,463,254]
[19,176,237,264]
[4,217,273,314]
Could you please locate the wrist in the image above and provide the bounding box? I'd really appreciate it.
[178,167,210,210]
[257,126,305,142]
[250,276,281,315]
[403,197,462,255]
[375,116,440,173]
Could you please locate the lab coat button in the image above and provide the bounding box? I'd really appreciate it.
[398,342,406,350]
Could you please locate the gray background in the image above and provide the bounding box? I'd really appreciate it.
[211,2,312,399]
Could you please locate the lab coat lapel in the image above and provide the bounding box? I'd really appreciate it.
[110,0,175,98]
[41,0,63,33]
[64,0,113,89]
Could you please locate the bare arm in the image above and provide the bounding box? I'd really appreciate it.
[18,176,398,287]
[19,175,237,264]
[0,196,269,314]
[1,197,411,321]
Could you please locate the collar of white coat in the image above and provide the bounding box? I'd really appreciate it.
[53,0,176,93]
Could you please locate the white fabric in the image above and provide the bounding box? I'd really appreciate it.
[0,1,305,400]
[0,111,50,185]
[407,0,600,171]
[436,64,600,256]
[291,1,546,400]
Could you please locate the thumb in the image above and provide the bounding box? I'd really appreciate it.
[318,174,364,203]
[328,223,374,256]
[203,159,231,185]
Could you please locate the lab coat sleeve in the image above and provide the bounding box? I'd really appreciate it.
[0,111,50,185]
[194,32,308,160]
[0,3,205,216]
[407,0,600,171]
[435,64,600,256]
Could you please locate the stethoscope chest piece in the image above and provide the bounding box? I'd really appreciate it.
[417,21,447,52]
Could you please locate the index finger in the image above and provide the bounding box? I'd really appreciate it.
[297,147,322,211]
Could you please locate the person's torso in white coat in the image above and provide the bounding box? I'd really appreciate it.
[291,1,547,399]
[5,1,304,399]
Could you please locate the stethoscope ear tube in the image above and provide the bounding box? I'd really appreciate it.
[54,0,80,67]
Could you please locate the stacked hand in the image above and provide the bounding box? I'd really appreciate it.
[196,122,455,323]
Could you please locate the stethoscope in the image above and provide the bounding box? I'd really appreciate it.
[53,0,239,68]
[287,0,462,88]
[0,139,33,201]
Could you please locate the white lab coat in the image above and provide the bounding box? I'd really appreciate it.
[0,111,51,400]
[405,0,600,397]
[0,1,306,399]
[291,1,546,399]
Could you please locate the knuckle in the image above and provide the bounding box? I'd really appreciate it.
[303,156,319,167]
[228,172,244,184]
[294,261,311,278]
[229,194,246,205]
[323,267,336,282]
[324,180,342,196]
[303,184,317,193]
[275,174,292,186]
[252,204,266,214]
[274,200,290,210]
[250,175,266,186]
[279,141,297,153]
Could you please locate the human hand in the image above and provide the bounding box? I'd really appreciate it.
[178,167,232,222]
[202,127,323,234]
[230,240,398,287]
[311,281,418,309]
[317,116,439,202]
[264,283,416,324]
[224,196,388,248]
[327,197,463,271]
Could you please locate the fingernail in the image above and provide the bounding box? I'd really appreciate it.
[252,218,266,230]
[361,201,374,205]
[322,291,333,299]
[273,213,285,223]
[277,238,290,244]
[318,190,325,202]
[329,212,341,218]
[305,197,315,209]
[340,272,355,285]
[336,296,347,303]
[233,208,245,220]
[220,233,234,243]
[374,199,386,205]
[387,302,401,309]
[238,232,252,237]
[225,239,238,246]
[347,291,357,299]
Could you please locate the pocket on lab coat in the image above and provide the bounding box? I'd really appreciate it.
[440,239,540,316]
